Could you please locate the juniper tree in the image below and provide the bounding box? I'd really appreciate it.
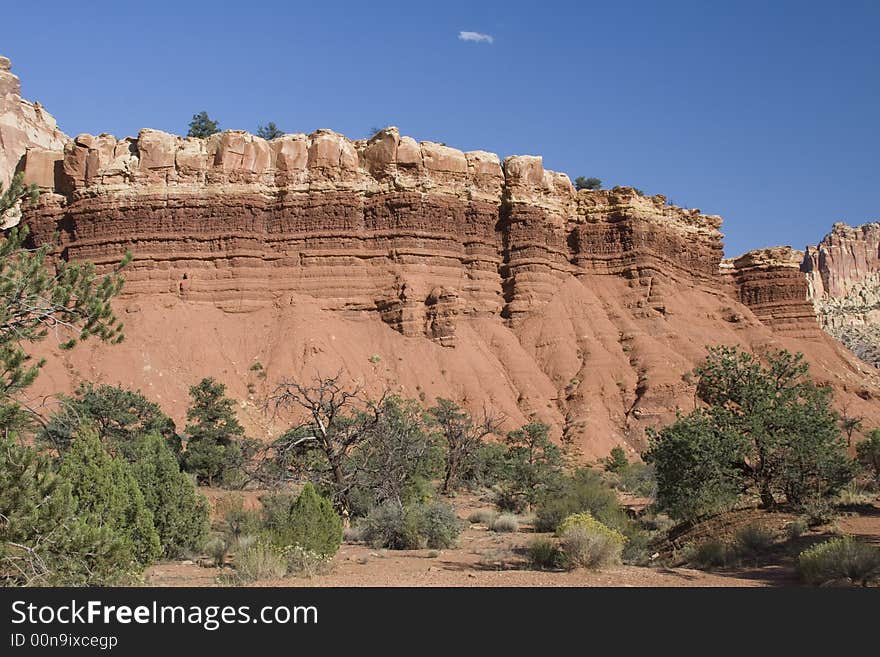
[0,434,131,586]
[58,428,162,567]
[129,433,210,557]
[646,346,855,521]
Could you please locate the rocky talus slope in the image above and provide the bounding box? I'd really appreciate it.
[802,222,880,366]
[3,56,878,458]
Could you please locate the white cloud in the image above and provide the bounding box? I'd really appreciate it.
[458,31,494,44]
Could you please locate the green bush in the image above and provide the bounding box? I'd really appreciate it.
[798,536,880,586]
[361,502,423,550]
[489,514,520,533]
[556,513,626,570]
[59,428,161,567]
[603,446,628,473]
[527,537,561,570]
[361,500,461,550]
[419,501,462,549]
[129,433,210,558]
[267,483,342,558]
[534,468,623,533]
[0,435,133,586]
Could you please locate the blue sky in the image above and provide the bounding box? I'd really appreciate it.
[4,0,878,256]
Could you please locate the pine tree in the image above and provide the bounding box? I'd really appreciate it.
[256,122,283,140]
[183,377,246,486]
[40,383,180,457]
[1,174,129,434]
[59,428,161,566]
[187,111,220,138]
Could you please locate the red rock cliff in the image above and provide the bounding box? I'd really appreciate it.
[7,91,878,457]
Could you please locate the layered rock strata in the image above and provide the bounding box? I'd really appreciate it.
[802,222,880,365]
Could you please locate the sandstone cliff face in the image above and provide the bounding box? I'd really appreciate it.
[721,246,821,337]
[0,57,67,205]
[802,222,880,366]
[7,94,879,456]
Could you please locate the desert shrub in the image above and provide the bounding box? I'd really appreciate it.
[129,433,210,558]
[784,519,809,540]
[468,509,498,525]
[59,429,161,567]
[489,514,519,533]
[218,496,262,541]
[528,537,561,570]
[361,500,461,550]
[343,526,363,543]
[556,513,626,570]
[798,536,880,586]
[265,483,342,557]
[799,496,836,526]
[283,545,332,578]
[534,468,623,533]
[683,540,729,569]
[419,501,462,549]
[205,536,228,567]
[233,540,287,582]
[734,524,775,560]
[361,502,423,550]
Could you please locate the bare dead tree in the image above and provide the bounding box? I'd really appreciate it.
[840,407,863,447]
[266,373,381,519]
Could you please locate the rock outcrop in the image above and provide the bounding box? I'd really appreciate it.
[802,222,880,366]
[722,246,821,337]
[0,57,67,197]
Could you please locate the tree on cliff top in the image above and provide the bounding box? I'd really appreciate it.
[0,173,130,433]
[256,122,283,140]
[187,111,220,138]
[574,176,602,191]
